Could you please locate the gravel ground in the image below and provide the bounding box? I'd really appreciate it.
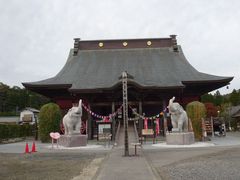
[157,148,240,180]
[0,152,107,180]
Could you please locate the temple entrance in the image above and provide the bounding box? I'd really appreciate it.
[85,100,166,141]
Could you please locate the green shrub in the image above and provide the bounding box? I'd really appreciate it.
[0,125,9,140]
[0,112,19,117]
[0,124,34,141]
[39,103,62,142]
[186,101,206,140]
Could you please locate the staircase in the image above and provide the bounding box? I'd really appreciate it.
[115,121,139,147]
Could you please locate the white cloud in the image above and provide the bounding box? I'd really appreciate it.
[0,0,239,94]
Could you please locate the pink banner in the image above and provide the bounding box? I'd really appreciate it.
[103,117,110,122]
[156,118,159,135]
[144,118,148,129]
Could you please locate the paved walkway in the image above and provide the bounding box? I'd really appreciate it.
[0,141,112,153]
[1,132,240,179]
[95,148,158,180]
[0,116,19,123]
[95,124,159,180]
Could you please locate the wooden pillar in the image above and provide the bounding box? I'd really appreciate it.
[138,100,143,135]
[163,99,167,137]
[112,102,115,140]
[179,89,183,105]
[87,103,92,140]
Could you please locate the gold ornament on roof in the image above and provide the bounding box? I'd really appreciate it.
[123,42,128,46]
[99,42,104,47]
[147,41,152,46]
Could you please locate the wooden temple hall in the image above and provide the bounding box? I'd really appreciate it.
[23,35,233,140]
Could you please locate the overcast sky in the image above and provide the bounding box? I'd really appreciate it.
[0,0,239,94]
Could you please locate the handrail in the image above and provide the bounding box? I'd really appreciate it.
[114,120,121,146]
[133,121,139,143]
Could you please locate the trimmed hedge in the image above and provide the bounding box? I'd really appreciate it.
[0,124,34,141]
[39,103,62,142]
[186,101,206,140]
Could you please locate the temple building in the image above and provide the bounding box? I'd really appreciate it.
[23,35,233,139]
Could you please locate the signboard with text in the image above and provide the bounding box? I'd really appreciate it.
[97,122,112,140]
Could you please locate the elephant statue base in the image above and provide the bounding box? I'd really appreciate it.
[166,132,195,145]
[59,134,87,147]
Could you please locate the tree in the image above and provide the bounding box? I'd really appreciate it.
[229,89,240,106]
[0,82,50,115]
[214,90,223,106]
[0,83,10,112]
[201,93,214,103]
[204,103,218,117]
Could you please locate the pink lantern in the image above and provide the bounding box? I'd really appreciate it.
[144,118,148,129]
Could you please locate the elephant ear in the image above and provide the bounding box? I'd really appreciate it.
[68,108,72,113]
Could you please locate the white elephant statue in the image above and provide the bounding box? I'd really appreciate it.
[168,97,188,132]
[63,99,82,135]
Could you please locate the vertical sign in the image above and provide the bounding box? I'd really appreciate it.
[122,71,129,156]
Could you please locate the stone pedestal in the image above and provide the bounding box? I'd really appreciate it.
[166,132,195,145]
[59,134,87,147]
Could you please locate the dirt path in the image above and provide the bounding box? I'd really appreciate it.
[0,152,107,180]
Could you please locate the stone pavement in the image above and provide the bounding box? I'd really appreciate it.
[0,116,18,123]
[142,132,240,179]
[210,131,240,146]
[95,147,158,180]
[144,144,240,180]
[95,131,240,180]
[95,123,159,180]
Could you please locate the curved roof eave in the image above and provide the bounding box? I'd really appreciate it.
[68,80,185,93]
[22,82,72,89]
[182,76,234,84]
[22,46,233,93]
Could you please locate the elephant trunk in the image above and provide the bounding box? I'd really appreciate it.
[78,99,82,108]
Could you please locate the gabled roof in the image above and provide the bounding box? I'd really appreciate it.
[22,107,40,113]
[229,106,240,118]
[232,111,240,118]
[23,36,233,93]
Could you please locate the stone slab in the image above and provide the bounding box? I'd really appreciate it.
[59,134,87,147]
[166,132,195,145]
